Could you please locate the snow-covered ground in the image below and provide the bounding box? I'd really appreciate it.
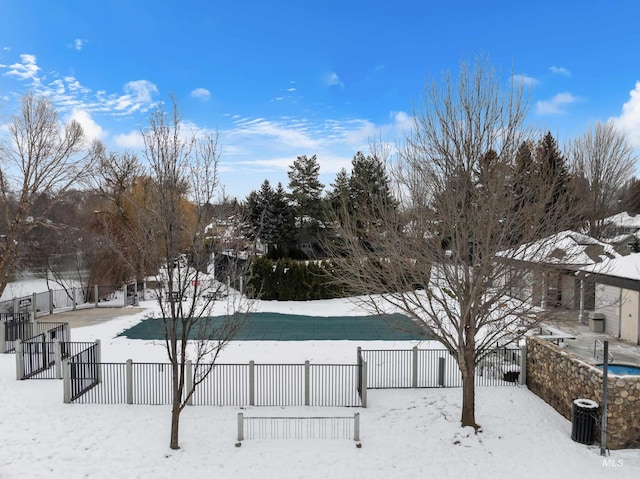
[1,296,639,478]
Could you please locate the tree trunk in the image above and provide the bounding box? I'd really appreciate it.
[460,347,477,429]
[170,404,181,450]
[169,356,182,450]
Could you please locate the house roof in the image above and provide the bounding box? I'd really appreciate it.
[504,230,620,267]
[580,252,640,281]
[603,211,640,229]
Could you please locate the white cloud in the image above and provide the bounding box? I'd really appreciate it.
[1,52,159,116]
[114,130,144,149]
[68,108,105,142]
[612,81,640,147]
[550,66,571,77]
[67,39,87,51]
[325,72,344,89]
[392,111,414,132]
[191,88,211,101]
[229,117,321,151]
[535,92,578,115]
[287,87,296,92]
[123,80,158,104]
[512,74,538,87]
[5,53,40,81]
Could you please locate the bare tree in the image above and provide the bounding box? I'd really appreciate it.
[86,141,157,289]
[140,97,250,450]
[0,93,90,297]
[569,120,637,238]
[327,58,582,429]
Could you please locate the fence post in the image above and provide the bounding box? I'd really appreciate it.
[304,360,310,406]
[237,413,244,441]
[354,412,360,442]
[0,322,5,354]
[63,358,71,403]
[73,288,77,310]
[361,361,367,408]
[13,297,18,314]
[186,360,193,406]
[49,289,54,315]
[357,346,361,366]
[65,322,72,342]
[32,292,37,319]
[126,359,133,404]
[122,285,127,307]
[134,282,139,306]
[54,339,62,379]
[15,339,23,380]
[249,361,255,406]
[95,339,102,383]
[519,343,527,386]
[412,346,419,388]
[438,357,446,387]
[94,285,99,307]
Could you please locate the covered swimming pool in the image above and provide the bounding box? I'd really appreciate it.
[118,312,430,341]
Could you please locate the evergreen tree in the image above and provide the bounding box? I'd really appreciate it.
[327,167,350,213]
[287,154,325,228]
[270,182,297,257]
[242,179,275,243]
[621,177,640,214]
[536,132,572,224]
[348,151,396,218]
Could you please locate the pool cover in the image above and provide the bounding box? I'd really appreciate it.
[118,312,430,341]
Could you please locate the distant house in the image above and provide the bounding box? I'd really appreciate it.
[504,230,619,310]
[601,211,640,253]
[580,252,640,344]
[204,216,250,254]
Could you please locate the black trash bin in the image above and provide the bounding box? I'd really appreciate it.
[571,398,598,444]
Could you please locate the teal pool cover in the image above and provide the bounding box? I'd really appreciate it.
[118,312,430,341]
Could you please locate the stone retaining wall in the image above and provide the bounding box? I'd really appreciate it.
[526,336,640,449]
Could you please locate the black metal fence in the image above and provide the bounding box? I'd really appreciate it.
[68,343,100,401]
[237,413,360,442]
[359,346,523,389]
[65,360,363,407]
[20,339,95,380]
[2,316,67,354]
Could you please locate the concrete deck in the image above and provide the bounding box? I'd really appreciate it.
[36,306,146,329]
[539,310,640,367]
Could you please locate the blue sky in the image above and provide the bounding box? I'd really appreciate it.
[1,0,639,199]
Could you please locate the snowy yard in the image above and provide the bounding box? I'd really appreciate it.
[1,297,639,478]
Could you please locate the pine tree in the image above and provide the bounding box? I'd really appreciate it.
[536,131,572,224]
[327,168,350,213]
[348,151,396,218]
[287,154,325,228]
[621,177,640,214]
[270,182,297,257]
[242,179,275,243]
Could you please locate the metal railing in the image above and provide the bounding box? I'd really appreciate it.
[66,343,100,402]
[18,340,96,380]
[65,360,364,407]
[593,339,614,364]
[2,318,67,354]
[237,413,360,443]
[1,283,139,319]
[359,346,523,389]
